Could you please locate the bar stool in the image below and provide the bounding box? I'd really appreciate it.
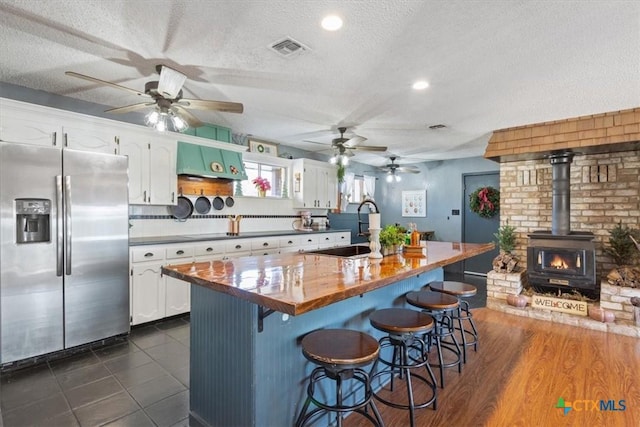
[427,281,479,364]
[406,290,462,388]
[295,329,385,427]
[369,308,438,427]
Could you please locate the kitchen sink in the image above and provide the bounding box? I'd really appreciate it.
[305,245,371,258]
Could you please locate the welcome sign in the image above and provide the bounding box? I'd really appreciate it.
[531,295,588,316]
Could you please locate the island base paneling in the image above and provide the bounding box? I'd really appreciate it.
[189,268,444,427]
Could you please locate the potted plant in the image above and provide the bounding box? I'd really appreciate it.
[604,221,640,288]
[379,224,405,256]
[492,223,518,272]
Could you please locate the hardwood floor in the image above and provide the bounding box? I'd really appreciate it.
[346,308,640,426]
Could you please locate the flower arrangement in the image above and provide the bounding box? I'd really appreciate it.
[252,177,271,194]
[469,186,500,218]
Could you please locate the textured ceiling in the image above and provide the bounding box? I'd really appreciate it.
[1,0,639,166]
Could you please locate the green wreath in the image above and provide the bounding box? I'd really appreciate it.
[469,186,500,218]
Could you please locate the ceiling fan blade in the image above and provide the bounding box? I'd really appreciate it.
[396,167,421,174]
[105,102,155,114]
[345,135,367,146]
[157,65,187,99]
[348,145,388,152]
[172,105,203,128]
[302,139,331,146]
[65,71,149,98]
[178,98,244,114]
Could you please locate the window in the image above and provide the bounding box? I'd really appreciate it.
[241,161,288,198]
[350,176,366,203]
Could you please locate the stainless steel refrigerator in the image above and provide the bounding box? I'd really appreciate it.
[1,142,129,364]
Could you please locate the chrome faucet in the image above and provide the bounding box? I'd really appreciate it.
[357,199,379,236]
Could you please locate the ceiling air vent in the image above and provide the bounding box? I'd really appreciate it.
[269,37,309,57]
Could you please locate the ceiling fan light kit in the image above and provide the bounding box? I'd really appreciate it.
[65,64,243,132]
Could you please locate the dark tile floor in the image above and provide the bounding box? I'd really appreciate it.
[0,274,487,427]
[1,316,191,427]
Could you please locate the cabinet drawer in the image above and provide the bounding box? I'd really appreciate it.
[166,246,195,259]
[319,234,335,244]
[194,242,225,257]
[250,238,279,250]
[251,248,280,256]
[225,240,250,253]
[334,232,351,246]
[279,236,300,248]
[131,248,165,263]
[299,235,319,247]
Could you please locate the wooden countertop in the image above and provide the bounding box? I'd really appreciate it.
[161,241,494,316]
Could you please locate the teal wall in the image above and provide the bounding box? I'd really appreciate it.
[376,157,499,241]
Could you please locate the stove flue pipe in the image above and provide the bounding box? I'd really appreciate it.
[549,152,574,235]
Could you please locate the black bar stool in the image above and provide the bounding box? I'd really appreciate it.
[406,290,462,388]
[369,308,438,427]
[427,281,479,364]
[295,329,385,427]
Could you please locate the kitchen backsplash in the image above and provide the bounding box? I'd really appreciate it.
[128,196,329,238]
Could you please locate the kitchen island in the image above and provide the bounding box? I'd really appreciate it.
[162,241,493,427]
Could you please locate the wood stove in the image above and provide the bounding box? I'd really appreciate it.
[527,231,597,297]
[526,152,598,298]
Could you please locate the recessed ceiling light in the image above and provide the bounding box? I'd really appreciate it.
[412,80,429,90]
[321,15,343,31]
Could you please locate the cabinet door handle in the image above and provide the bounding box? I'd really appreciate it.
[176,250,184,255]
[52,132,57,146]
[64,133,68,147]
[263,242,269,247]
[325,237,330,241]
[172,192,175,203]
[206,247,213,252]
[144,252,154,257]
[235,244,242,249]
[287,240,293,244]
[307,238,313,242]
[143,190,147,202]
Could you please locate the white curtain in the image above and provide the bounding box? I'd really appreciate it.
[341,172,355,212]
[363,175,376,202]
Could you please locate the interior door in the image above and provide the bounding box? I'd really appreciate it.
[463,172,500,275]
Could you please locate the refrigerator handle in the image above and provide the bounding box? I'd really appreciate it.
[56,175,64,276]
[64,175,72,275]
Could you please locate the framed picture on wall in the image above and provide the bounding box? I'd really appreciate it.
[402,190,426,217]
[249,139,278,157]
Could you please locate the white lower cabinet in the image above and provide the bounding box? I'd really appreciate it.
[129,232,351,325]
[131,262,166,325]
[165,276,191,317]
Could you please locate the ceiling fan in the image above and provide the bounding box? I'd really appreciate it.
[377,156,420,182]
[65,65,243,130]
[305,126,387,165]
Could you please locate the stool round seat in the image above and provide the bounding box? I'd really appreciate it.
[296,329,384,427]
[405,290,461,388]
[427,281,479,365]
[406,290,459,310]
[369,309,437,426]
[428,281,477,297]
[370,308,435,335]
[301,329,379,369]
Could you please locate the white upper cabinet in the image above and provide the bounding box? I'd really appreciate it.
[1,99,68,147]
[62,116,118,154]
[292,158,338,209]
[0,98,118,153]
[119,129,177,205]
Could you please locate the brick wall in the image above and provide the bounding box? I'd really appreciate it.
[485,108,640,159]
[499,149,640,280]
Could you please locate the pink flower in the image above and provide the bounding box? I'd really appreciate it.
[252,177,271,191]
